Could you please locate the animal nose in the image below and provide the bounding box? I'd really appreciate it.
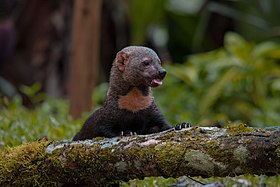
[159,69,167,79]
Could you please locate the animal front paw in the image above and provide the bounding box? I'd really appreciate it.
[175,122,192,130]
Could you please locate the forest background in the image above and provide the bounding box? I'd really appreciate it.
[0,0,280,149]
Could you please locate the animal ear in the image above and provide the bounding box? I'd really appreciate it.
[116,51,129,72]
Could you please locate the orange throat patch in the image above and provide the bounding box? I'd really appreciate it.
[118,87,153,113]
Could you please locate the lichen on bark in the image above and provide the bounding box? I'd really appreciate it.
[0,124,279,186]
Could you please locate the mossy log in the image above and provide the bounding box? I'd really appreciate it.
[0,125,279,186]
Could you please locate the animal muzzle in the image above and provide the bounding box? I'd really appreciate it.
[151,68,166,87]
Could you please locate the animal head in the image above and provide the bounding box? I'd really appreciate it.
[115,46,166,87]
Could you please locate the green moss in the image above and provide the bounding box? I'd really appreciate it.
[1,126,279,186]
[92,136,106,141]
[54,142,120,186]
[0,140,124,186]
[206,139,219,150]
[276,147,280,158]
[205,140,229,163]
[0,141,52,186]
[154,142,185,176]
[226,123,254,134]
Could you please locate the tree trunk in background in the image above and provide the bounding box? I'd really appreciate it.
[68,0,102,118]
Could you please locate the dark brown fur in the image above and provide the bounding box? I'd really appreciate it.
[73,46,172,140]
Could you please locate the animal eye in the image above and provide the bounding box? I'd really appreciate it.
[142,60,151,66]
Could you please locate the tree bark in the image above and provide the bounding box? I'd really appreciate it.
[68,0,102,118]
[0,125,279,186]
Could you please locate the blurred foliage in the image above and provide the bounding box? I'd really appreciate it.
[129,0,280,62]
[0,32,279,185]
[154,32,280,126]
[0,1,279,185]
[0,95,83,149]
[19,83,46,104]
[93,33,280,127]
[231,0,280,42]
[6,30,280,148]
[130,0,167,45]
[0,77,17,98]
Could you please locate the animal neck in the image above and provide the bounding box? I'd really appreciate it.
[105,65,154,112]
[107,65,152,97]
[117,87,153,112]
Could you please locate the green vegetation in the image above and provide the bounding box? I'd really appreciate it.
[155,32,280,126]
[93,33,280,127]
[129,0,280,62]
[1,32,278,149]
[0,32,279,186]
[0,96,83,149]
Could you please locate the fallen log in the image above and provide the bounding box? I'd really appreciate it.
[0,124,279,186]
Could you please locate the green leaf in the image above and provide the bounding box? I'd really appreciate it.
[198,67,240,115]
[224,32,252,62]
[252,41,280,59]
[271,79,280,92]
[130,0,167,45]
[168,64,197,84]
[20,82,42,96]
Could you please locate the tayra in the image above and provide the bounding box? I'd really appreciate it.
[73,46,190,140]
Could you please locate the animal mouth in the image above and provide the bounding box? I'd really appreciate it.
[151,79,163,87]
